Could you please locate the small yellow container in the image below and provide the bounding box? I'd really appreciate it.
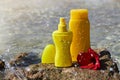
[41,44,55,63]
[69,9,90,61]
[52,17,72,67]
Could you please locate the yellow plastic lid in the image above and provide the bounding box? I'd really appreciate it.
[70,9,88,19]
[42,44,55,63]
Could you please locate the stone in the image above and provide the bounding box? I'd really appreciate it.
[10,52,40,67]
[0,59,5,70]
[3,49,120,80]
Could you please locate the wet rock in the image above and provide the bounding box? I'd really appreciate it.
[10,53,28,66]
[100,50,111,59]
[3,49,120,80]
[112,62,119,73]
[108,67,114,76]
[25,70,43,80]
[0,59,5,70]
[10,52,40,67]
[4,67,27,80]
[99,50,114,70]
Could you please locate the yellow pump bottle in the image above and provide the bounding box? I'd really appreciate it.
[69,9,90,61]
[52,17,72,67]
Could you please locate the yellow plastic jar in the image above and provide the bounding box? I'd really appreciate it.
[69,9,90,61]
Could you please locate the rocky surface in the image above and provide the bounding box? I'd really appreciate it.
[0,59,5,70]
[2,49,120,80]
[10,52,40,67]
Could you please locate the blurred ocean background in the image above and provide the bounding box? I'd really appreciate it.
[0,0,120,71]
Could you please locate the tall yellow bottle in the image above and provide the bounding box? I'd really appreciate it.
[69,9,90,61]
[52,17,72,67]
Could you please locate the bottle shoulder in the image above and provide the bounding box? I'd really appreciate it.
[52,30,72,36]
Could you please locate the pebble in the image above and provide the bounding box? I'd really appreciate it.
[25,67,31,71]
[109,67,113,71]
[72,62,80,67]
[100,70,105,73]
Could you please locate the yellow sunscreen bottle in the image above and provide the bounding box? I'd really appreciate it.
[69,9,90,61]
[52,17,72,67]
[41,44,55,63]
